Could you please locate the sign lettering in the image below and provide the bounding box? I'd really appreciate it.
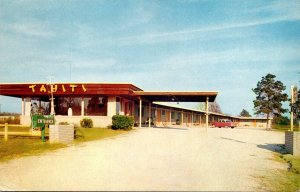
[51,84,58,92]
[28,84,87,93]
[70,84,77,92]
[29,85,36,92]
[32,115,55,129]
[40,85,46,92]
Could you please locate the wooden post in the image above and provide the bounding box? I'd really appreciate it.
[191,112,193,127]
[169,110,172,126]
[148,102,151,128]
[4,123,8,141]
[206,96,209,130]
[139,99,142,128]
[81,97,84,116]
[199,114,201,126]
[291,85,294,131]
[181,111,184,126]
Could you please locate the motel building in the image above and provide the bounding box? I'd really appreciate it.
[0,83,270,128]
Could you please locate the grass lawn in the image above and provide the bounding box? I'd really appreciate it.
[272,124,299,132]
[257,151,300,191]
[74,127,130,143]
[0,138,65,162]
[0,126,130,162]
[0,124,31,132]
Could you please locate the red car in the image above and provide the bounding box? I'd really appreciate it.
[213,119,237,128]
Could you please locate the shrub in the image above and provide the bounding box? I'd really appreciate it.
[59,122,69,125]
[0,116,20,124]
[112,115,134,130]
[80,118,93,128]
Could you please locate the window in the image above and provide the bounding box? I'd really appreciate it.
[55,97,82,116]
[171,111,175,119]
[84,96,107,116]
[177,112,181,119]
[31,99,50,115]
[162,109,166,116]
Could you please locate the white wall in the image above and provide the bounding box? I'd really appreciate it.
[107,96,116,116]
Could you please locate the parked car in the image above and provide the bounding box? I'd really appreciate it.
[212,119,237,128]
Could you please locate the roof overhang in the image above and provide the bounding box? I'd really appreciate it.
[0,83,143,98]
[0,83,218,103]
[133,91,218,102]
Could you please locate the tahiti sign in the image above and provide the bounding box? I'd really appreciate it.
[28,84,87,93]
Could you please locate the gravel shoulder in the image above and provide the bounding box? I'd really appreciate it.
[0,127,286,191]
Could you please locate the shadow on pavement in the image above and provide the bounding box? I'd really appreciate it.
[220,137,246,143]
[257,143,287,154]
[152,127,188,131]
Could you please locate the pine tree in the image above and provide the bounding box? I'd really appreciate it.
[252,74,288,129]
[239,109,251,117]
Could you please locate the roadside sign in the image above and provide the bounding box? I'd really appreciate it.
[32,115,54,128]
[32,115,45,129]
[44,115,55,125]
[32,115,55,142]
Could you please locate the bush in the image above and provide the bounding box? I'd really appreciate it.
[112,115,134,130]
[0,116,20,124]
[273,115,290,125]
[80,118,93,128]
[59,122,69,125]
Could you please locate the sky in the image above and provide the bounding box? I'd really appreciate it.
[0,0,300,116]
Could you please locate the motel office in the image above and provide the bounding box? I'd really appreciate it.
[0,83,270,128]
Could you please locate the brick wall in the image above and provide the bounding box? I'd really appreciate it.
[285,131,300,156]
[49,125,74,143]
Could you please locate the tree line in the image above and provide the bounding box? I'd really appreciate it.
[197,73,299,130]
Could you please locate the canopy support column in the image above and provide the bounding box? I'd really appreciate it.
[81,97,84,116]
[148,102,151,128]
[206,96,209,129]
[21,98,25,116]
[191,112,193,127]
[139,98,142,128]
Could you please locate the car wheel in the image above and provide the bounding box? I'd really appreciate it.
[231,127,234,129]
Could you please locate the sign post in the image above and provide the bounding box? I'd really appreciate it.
[32,115,55,142]
[291,86,298,131]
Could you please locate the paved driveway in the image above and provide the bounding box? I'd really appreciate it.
[0,127,286,191]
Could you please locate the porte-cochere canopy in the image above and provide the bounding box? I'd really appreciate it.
[0,83,218,102]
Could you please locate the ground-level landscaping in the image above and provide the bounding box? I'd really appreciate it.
[0,125,130,162]
[257,152,300,192]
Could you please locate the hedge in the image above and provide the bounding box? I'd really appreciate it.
[112,115,134,130]
[80,118,93,128]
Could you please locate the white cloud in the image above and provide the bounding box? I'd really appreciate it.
[122,2,155,28]
[117,16,295,46]
[1,19,55,38]
[249,1,300,21]
[113,1,300,46]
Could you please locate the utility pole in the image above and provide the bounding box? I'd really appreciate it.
[291,85,298,131]
[47,76,55,115]
[291,85,294,131]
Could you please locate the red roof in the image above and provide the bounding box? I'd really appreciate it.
[0,83,218,102]
[0,83,142,97]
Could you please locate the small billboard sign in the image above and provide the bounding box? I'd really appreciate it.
[32,115,55,130]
